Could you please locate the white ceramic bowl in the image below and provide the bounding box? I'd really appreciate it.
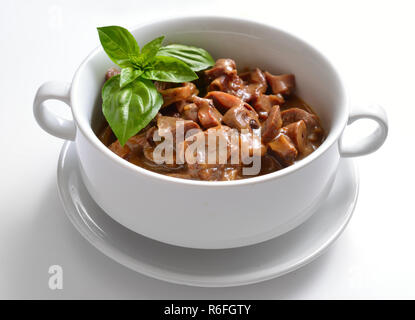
[34,16,388,249]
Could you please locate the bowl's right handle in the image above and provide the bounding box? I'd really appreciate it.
[339,104,388,157]
[33,81,76,140]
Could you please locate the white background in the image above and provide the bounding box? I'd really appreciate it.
[0,0,414,299]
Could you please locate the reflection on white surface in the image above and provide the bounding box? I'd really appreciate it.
[70,182,106,240]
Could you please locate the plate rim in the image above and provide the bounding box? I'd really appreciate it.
[56,141,359,287]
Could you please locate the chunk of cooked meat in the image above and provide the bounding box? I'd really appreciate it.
[191,95,214,109]
[109,140,130,159]
[125,132,151,153]
[281,107,319,132]
[242,68,268,99]
[158,82,199,107]
[181,125,241,181]
[205,59,250,100]
[190,96,223,128]
[99,124,115,146]
[188,165,223,181]
[142,143,184,168]
[264,72,295,95]
[205,91,243,111]
[181,103,199,122]
[198,103,223,129]
[207,75,227,92]
[205,58,237,80]
[267,133,298,166]
[252,93,284,120]
[223,103,261,131]
[244,84,265,101]
[222,168,240,181]
[240,131,267,161]
[250,68,267,87]
[204,125,239,163]
[175,100,188,113]
[202,126,238,159]
[157,116,200,142]
[260,154,284,174]
[208,75,249,100]
[261,105,283,143]
[105,67,120,81]
[280,120,308,154]
[108,130,152,159]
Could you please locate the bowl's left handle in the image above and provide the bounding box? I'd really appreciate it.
[33,81,76,140]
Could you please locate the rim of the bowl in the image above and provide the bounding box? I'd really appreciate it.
[70,15,349,187]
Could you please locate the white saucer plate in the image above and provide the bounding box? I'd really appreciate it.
[57,142,359,287]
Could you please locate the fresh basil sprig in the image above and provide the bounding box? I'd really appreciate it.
[120,67,143,88]
[157,44,215,72]
[142,55,199,82]
[97,26,140,68]
[97,25,215,146]
[102,75,163,146]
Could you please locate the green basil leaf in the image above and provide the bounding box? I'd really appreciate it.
[97,26,140,68]
[119,67,143,88]
[141,55,198,82]
[139,36,165,64]
[102,75,162,146]
[157,44,215,71]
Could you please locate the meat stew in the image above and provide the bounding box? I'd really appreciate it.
[98,58,325,181]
